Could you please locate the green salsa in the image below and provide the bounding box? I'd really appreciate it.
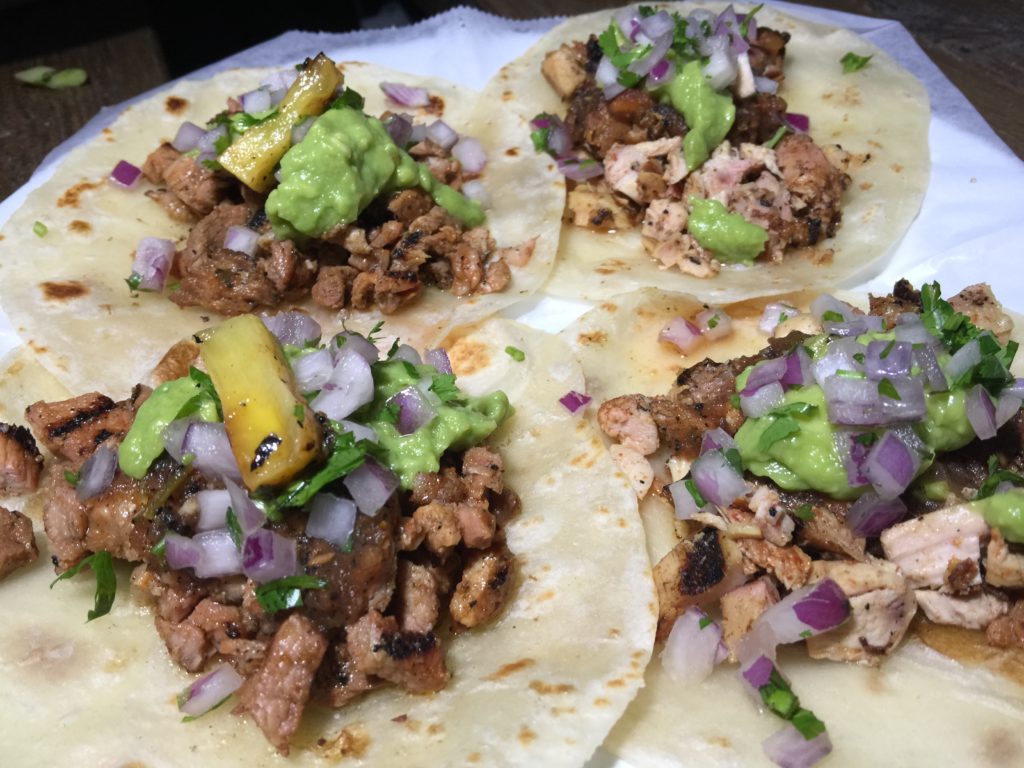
[267,107,483,239]
[972,490,1024,543]
[363,360,511,489]
[660,60,735,171]
[687,197,769,264]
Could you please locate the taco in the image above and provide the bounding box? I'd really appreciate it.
[0,317,655,765]
[0,54,563,395]
[563,283,1024,765]
[486,2,929,303]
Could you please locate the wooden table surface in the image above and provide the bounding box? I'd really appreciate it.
[1,0,1021,203]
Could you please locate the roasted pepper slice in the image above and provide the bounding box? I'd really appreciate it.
[218,52,343,193]
[198,315,320,489]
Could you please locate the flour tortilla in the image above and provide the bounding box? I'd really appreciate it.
[562,289,1024,766]
[0,319,656,767]
[0,62,564,395]
[486,1,930,303]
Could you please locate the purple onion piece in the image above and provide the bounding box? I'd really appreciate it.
[292,348,333,393]
[966,384,997,440]
[425,119,458,150]
[184,422,242,482]
[762,725,833,768]
[379,81,431,107]
[452,137,487,174]
[864,430,921,498]
[741,381,784,418]
[812,339,866,387]
[223,225,259,257]
[165,532,202,570]
[332,332,379,364]
[559,391,592,414]
[193,529,243,578]
[914,345,948,391]
[660,317,703,353]
[131,237,174,291]
[741,654,775,689]
[389,386,437,435]
[76,445,117,501]
[306,494,357,548]
[384,113,413,147]
[697,307,732,340]
[557,156,604,181]
[344,459,399,516]
[784,112,810,133]
[197,124,227,155]
[759,302,799,335]
[691,450,748,508]
[700,427,736,455]
[171,121,205,152]
[995,393,1023,430]
[792,579,852,631]
[425,348,452,374]
[239,87,271,114]
[846,490,907,537]
[162,418,193,464]
[242,529,298,584]
[743,357,788,396]
[660,607,725,685]
[781,347,812,389]
[177,663,244,718]
[338,419,379,444]
[224,477,266,534]
[864,340,912,380]
[310,347,375,421]
[261,311,321,348]
[944,338,981,381]
[391,344,422,366]
[195,489,231,532]
[109,160,142,188]
[834,431,871,488]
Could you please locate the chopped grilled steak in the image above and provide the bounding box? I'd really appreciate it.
[315,641,380,708]
[0,506,38,580]
[142,142,234,217]
[346,610,449,693]
[781,491,866,560]
[868,278,921,327]
[728,93,789,145]
[394,560,442,633]
[747,27,790,81]
[26,387,149,468]
[234,614,328,755]
[0,423,42,494]
[450,544,515,628]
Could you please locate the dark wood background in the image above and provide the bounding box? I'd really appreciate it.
[1,0,1021,202]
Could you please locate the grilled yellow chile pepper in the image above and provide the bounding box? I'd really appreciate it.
[218,52,342,193]
[198,315,320,489]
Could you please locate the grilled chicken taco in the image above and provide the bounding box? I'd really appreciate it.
[487,2,929,303]
[0,55,563,395]
[564,283,1024,765]
[0,318,655,765]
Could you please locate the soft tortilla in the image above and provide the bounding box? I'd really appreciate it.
[0,319,656,766]
[0,62,564,395]
[485,1,930,303]
[562,289,1024,765]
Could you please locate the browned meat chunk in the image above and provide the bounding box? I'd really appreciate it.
[598,394,660,455]
[566,178,639,231]
[788,494,866,561]
[26,387,148,468]
[150,339,199,386]
[177,201,255,274]
[774,133,851,246]
[156,616,208,672]
[132,564,208,624]
[316,642,379,708]
[868,278,921,328]
[542,43,588,99]
[234,614,328,755]
[349,270,421,314]
[394,560,441,634]
[461,446,504,497]
[948,283,1013,344]
[0,423,42,494]
[653,527,746,641]
[346,610,448,693]
[162,154,233,216]
[388,189,434,224]
[450,545,515,628]
[747,27,790,81]
[412,467,468,505]
[173,249,280,315]
[944,557,981,595]
[720,577,779,659]
[454,499,496,549]
[0,506,38,580]
[141,142,181,184]
[986,530,1024,588]
[40,468,88,570]
[145,189,196,223]
[412,502,462,555]
[728,93,789,145]
[987,598,1024,650]
[310,265,353,310]
[737,537,812,590]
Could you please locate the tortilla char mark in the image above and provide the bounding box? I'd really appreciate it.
[165,95,189,114]
[41,280,88,301]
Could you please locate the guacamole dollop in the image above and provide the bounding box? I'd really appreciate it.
[363,360,510,489]
[266,107,484,239]
[972,490,1024,544]
[661,60,735,171]
[687,197,769,264]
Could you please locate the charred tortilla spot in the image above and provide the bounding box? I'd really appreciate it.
[447,338,491,377]
[679,527,727,596]
[529,680,576,695]
[485,657,536,680]
[68,219,92,234]
[502,90,513,101]
[518,726,537,745]
[41,281,88,301]
[251,434,282,470]
[165,95,188,114]
[57,180,102,208]
[505,147,519,157]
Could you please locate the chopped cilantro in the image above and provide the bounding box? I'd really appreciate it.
[841,52,873,74]
[698,616,713,630]
[730,393,742,409]
[764,125,787,149]
[637,5,656,17]
[267,430,366,515]
[254,575,327,613]
[330,87,365,110]
[758,666,828,740]
[225,507,243,549]
[51,551,117,622]
[779,312,790,324]
[531,125,550,153]
[880,339,896,359]
[853,352,866,364]
[707,314,720,329]
[430,373,464,403]
[685,478,706,508]
[64,469,81,487]
[822,310,844,323]
[854,432,879,447]
[598,19,652,87]
[878,378,900,401]
[739,4,764,37]
[977,455,1024,500]
[792,503,815,522]
[32,220,48,237]
[800,629,813,639]
[125,273,142,292]
[366,321,385,344]
[505,345,526,362]
[724,447,744,475]
[759,416,801,451]
[151,537,167,558]
[770,402,818,417]
[790,708,827,740]
[379,402,400,424]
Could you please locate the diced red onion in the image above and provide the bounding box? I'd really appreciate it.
[332,331,379,364]
[223,477,266,534]
[171,121,205,152]
[162,418,193,464]
[834,430,871,488]
[306,493,357,548]
[810,294,855,323]
[184,422,242,481]
[425,348,452,374]
[461,179,489,204]
[846,490,906,537]
[741,654,775,689]
[389,386,437,435]
[557,157,604,181]
[894,313,939,346]
[668,477,711,519]
[824,375,926,426]
[996,393,1023,430]
[76,445,116,501]
[864,429,921,498]
[627,30,673,79]
[944,339,981,382]
[714,5,749,55]
[131,237,174,291]
[703,49,738,91]
[260,70,297,94]
[452,137,487,174]
[647,58,675,86]
[197,124,227,155]
[384,113,413,147]
[812,340,866,386]
[110,160,142,189]
[380,81,431,107]
[864,340,912,380]
[193,529,243,578]
[701,427,737,455]
[425,120,458,150]
[697,28,731,57]
[391,344,422,366]
[311,347,375,421]
[823,315,883,338]
[781,347,813,389]
[692,449,748,507]
[743,357,788,396]
[545,118,572,159]
[792,578,853,630]
[195,489,231,532]
[741,381,784,418]
[763,724,833,768]
[344,458,398,516]
[743,12,758,42]
[240,87,271,114]
[560,391,592,413]
[338,419,379,444]
[784,113,811,133]
[596,56,626,100]
[966,384,998,440]
[1003,378,1024,399]
[639,9,675,39]
[165,532,202,570]
[661,607,727,685]
[754,76,778,94]
[292,348,333,393]
[291,117,314,145]
[759,303,799,334]
[660,317,703,353]
[261,311,321,348]
[697,307,732,340]
[914,345,948,391]
[178,663,244,718]
[242,529,297,584]
[223,225,259,257]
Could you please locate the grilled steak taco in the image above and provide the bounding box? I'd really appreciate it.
[564,283,1024,765]
[487,2,929,303]
[0,318,655,765]
[0,55,563,394]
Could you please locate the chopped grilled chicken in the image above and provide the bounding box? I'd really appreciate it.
[598,394,660,455]
[603,137,687,204]
[541,44,588,99]
[987,598,1024,650]
[794,500,866,561]
[748,485,794,546]
[720,577,779,660]
[986,530,1024,588]
[915,589,1009,630]
[805,559,915,665]
[879,506,989,589]
[566,179,637,231]
[609,444,654,498]
[653,526,746,641]
[736,536,812,590]
[948,283,1013,344]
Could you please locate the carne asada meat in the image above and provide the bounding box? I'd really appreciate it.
[0,422,42,494]
[0,506,38,580]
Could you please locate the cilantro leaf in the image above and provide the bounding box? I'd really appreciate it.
[378,402,400,424]
[430,373,464,404]
[255,575,328,613]
[366,321,385,344]
[64,469,81,487]
[758,415,801,451]
[33,220,48,237]
[841,51,873,73]
[878,378,901,401]
[268,430,367,514]
[977,455,1024,500]
[822,310,844,322]
[51,551,117,622]
[792,503,815,522]
[770,402,818,418]
[330,87,365,110]
[685,478,706,508]
[505,345,526,362]
[764,125,787,149]
[739,4,764,37]
[226,507,243,549]
[698,616,713,630]
[724,447,744,475]
[125,272,142,292]
[758,666,828,740]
